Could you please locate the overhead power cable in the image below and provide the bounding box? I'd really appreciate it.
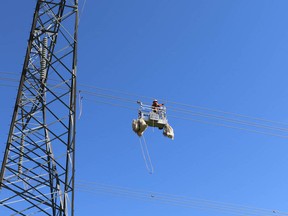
[168,115,288,139]
[0,72,19,76]
[77,83,288,127]
[1,73,288,138]
[1,71,287,126]
[84,98,288,139]
[80,94,288,139]
[2,71,287,126]
[61,85,288,131]
[75,181,288,216]
[81,90,288,130]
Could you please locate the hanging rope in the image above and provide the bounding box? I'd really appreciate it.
[139,135,154,174]
[78,90,83,119]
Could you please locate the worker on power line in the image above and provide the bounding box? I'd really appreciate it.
[152,99,164,113]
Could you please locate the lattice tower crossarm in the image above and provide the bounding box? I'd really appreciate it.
[0,0,78,215]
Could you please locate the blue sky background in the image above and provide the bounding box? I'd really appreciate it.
[1,0,288,215]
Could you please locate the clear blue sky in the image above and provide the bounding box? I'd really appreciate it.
[1,0,288,215]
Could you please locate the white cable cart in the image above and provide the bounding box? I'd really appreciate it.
[132,101,174,139]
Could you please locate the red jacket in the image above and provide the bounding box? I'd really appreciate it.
[152,101,163,107]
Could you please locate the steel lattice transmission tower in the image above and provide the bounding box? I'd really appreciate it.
[0,0,78,215]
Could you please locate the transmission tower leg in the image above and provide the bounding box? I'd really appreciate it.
[0,1,78,215]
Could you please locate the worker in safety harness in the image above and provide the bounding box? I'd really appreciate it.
[152,99,164,113]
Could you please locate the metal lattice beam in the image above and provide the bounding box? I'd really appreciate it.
[0,0,78,215]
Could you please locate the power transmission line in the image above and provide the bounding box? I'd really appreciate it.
[75,180,288,216]
[1,73,288,139]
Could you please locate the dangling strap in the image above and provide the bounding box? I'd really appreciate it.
[139,135,154,174]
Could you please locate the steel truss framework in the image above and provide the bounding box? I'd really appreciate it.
[0,0,78,215]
